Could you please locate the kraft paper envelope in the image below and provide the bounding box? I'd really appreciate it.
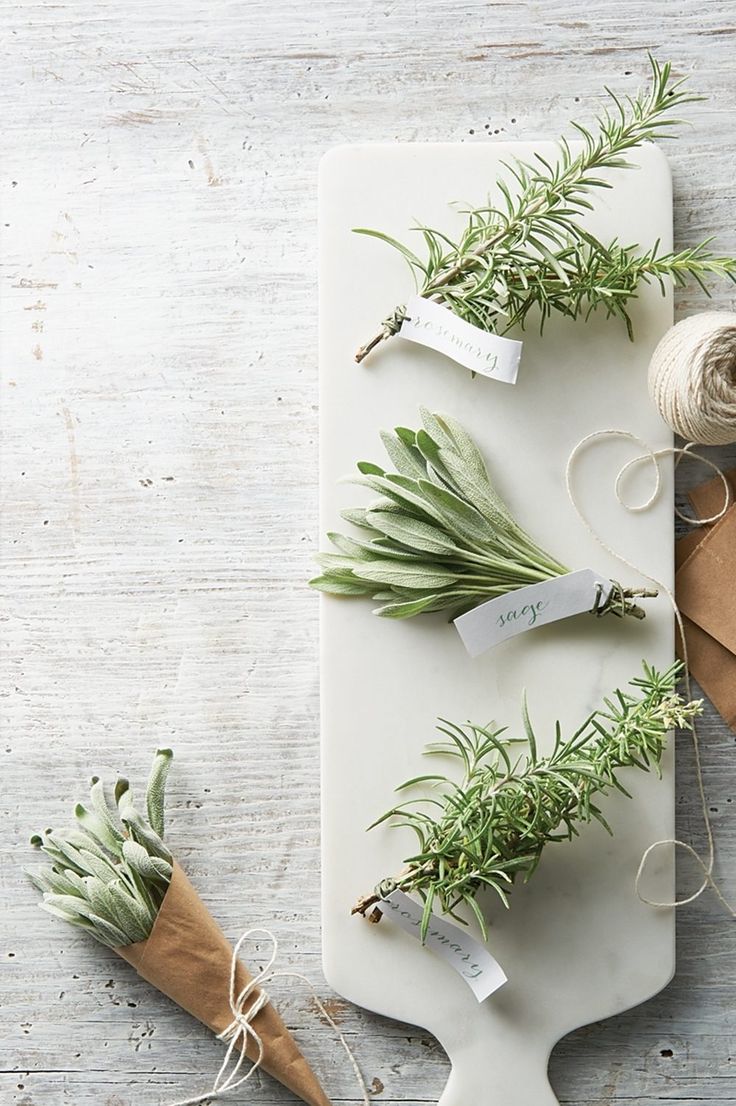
[675,468,736,732]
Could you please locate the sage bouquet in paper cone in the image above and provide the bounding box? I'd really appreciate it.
[26,751,332,1106]
[311,408,656,624]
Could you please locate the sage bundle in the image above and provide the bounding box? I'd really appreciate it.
[27,751,332,1106]
[311,408,656,624]
[353,662,701,939]
[354,56,736,364]
[28,749,174,946]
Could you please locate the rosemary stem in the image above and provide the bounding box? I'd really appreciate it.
[352,670,702,933]
[355,329,389,364]
[351,59,732,364]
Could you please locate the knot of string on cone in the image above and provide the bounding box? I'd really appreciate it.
[167,928,370,1106]
[213,928,276,1094]
[166,928,276,1106]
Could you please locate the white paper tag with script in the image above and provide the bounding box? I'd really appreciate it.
[379,889,507,1002]
[399,296,522,383]
[454,568,614,658]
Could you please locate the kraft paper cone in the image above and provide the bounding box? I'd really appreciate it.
[118,863,332,1106]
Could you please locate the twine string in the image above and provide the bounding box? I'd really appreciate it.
[168,928,370,1106]
[565,430,735,916]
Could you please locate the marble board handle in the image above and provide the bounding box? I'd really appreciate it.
[437,1024,559,1105]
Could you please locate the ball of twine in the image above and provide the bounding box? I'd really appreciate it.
[648,312,736,445]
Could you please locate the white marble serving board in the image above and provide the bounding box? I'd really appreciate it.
[319,142,674,1106]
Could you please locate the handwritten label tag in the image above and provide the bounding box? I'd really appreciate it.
[454,568,613,658]
[399,296,522,383]
[379,889,507,1002]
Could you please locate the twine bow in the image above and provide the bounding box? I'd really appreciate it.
[168,928,370,1106]
[167,928,277,1106]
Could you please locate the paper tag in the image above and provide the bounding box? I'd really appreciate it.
[399,296,522,383]
[379,889,507,1002]
[454,568,613,658]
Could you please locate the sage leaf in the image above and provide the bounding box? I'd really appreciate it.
[122,839,172,884]
[351,560,459,590]
[145,749,172,842]
[380,430,428,480]
[339,507,374,529]
[417,480,496,543]
[365,511,460,555]
[350,473,445,526]
[372,595,447,618]
[327,531,378,559]
[310,575,372,597]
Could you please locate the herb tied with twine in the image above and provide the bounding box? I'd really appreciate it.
[354,56,736,364]
[26,749,173,948]
[352,663,702,940]
[310,409,656,622]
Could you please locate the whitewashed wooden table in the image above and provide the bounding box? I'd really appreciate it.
[1,4,734,1104]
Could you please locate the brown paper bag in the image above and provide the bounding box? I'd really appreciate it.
[674,467,736,733]
[118,863,332,1106]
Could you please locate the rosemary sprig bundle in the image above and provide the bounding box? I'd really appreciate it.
[311,408,656,621]
[355,56,736,363]
[353,663,701,940]
[26,749,173,947]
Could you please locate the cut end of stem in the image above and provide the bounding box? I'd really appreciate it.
[355,332,385,363]
[355,307,407,363]
[351,891,382,917]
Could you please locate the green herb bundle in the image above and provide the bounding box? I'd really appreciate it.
[26,751,339,1106]
[354,56,736,363]
[353,663,701,939]
[26,749,173,948]
[311,409,656,622]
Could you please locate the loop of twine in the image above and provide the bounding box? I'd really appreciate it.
[648,312,736,446]
[168,928,370,1106]
[565,429,735,916]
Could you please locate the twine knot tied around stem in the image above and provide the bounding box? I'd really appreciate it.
[591,579,659,621]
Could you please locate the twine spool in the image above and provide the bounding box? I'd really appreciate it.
[648,312,736,445]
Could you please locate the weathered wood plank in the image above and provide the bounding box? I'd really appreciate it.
[1,2,734,1104]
